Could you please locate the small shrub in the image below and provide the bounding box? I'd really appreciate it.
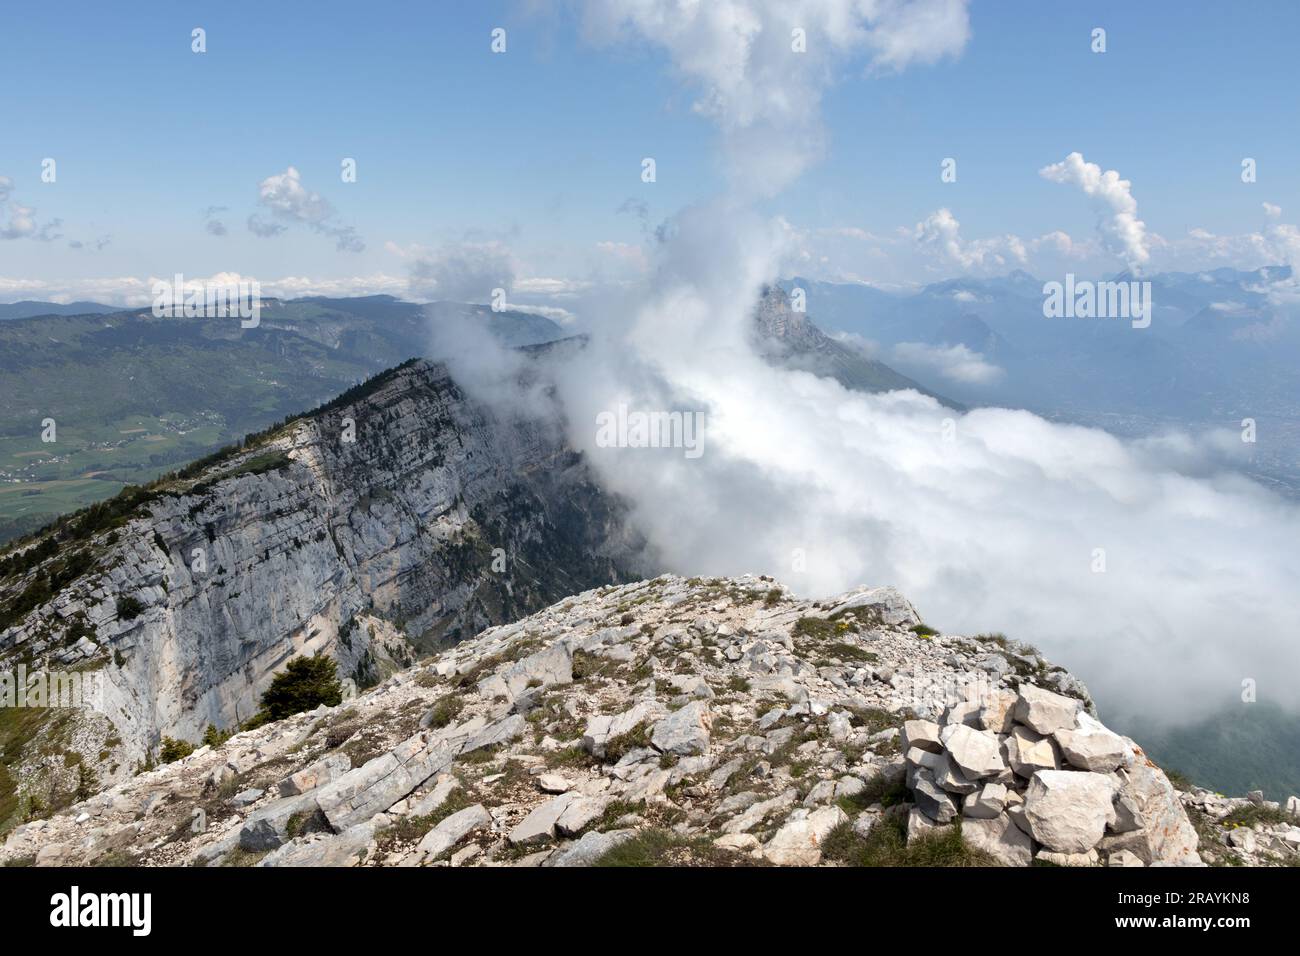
[792,617,836,640]
[116,595,145,620]
[159,736,194,764]
[201,723,231,749]
[1221,804,1298,829]
[825,642,878,664]
[427,694,464,729]
[602,722,651,763]
[256,655,343,722]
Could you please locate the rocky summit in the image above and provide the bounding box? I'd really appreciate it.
[8,573,1286,869]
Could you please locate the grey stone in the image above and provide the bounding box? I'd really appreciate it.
[942,724,1007,779]
[1024,770,1115,853]
[411,804,492,862]
[315,732,455,831]
[1005,725,1060,778]
[1014,684,1082,735]
[931,753,980,795]
[460,714,525,755]
[508,793,578,846]
[476,643,573,702]
[555,796,609,837]
[239,791,318,852]
[230,787,264,807]
[764,806,848,865]
[582,701,663,759]
[1037,848,1100,867]
[536,773,573,794]
[278,752,351,797]
[258,820,377,867]
[964,782,1007,820]
[913,769,958,823]
[650,700,712,756]
[901,719,942,754]
[543,830,634,867]
[1055,715,1130,773]
[961,812,1032,866]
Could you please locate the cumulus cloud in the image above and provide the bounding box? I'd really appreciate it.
[1039,152,1150,271]
[582,0,970,196]
[1263,202,1282,220]
[913,207,1027,271]
[1174,217,1300,278]
[0,175,62,241]
[249,166,364,252]
[890,341,1003,384]
[408,240,516,303]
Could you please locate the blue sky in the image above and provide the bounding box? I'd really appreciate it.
[3,0,1300,304]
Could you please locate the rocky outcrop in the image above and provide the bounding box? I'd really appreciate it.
[0,359,642,816]
[900,683,1200,866]
[0,574,1241,869]
[1181,787,1300,866]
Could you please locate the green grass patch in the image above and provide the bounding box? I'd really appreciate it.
[594,828,765,867]
[823,815,997,867]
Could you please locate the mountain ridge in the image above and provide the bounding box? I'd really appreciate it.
[5,573,1263,869]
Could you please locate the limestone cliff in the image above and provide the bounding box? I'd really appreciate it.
[0,359,642,821]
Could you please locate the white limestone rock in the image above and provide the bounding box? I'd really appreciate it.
[1014,684,1082,735]
[1024,770,1115,854]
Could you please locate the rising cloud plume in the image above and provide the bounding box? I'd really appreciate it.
[427,0,1300,729]
[1039,151,1150,272]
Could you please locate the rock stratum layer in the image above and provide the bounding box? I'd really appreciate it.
[5,574,1270,869]
[0,359,640,819]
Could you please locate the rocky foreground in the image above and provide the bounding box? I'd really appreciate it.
[4,575,1296,867]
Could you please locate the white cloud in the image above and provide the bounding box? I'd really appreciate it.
[1263,202,1282,219]
[582,0,970,196]
[250,166,364,252]
[1039,152,1150,271]
[514,276,593,297]
[408,240,516,303]
[891,340,1003,384]
[595,240,650,273]
[438,198,1300,724]
[414,0,1300,727]
[0,273,408,306]
[0,174,61,241]
[913,207,1027,271]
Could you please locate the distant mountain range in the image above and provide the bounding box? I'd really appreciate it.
[0,301,117,320]
[781,266,1300,496]
[0,296,568,544]
[0,292,946,546]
